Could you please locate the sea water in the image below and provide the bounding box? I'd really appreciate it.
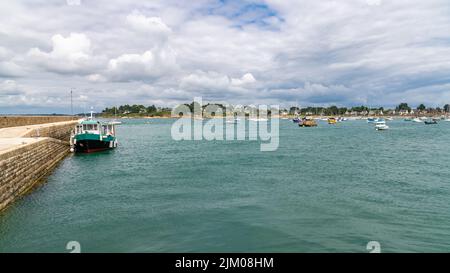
[1,119,450,252]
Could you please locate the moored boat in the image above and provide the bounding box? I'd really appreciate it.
[375,121,389,130]
[70,112,118,153]
[367,117,382,123]
[424,120,438,125]
[328,117,337,124]
[298,117,318,127]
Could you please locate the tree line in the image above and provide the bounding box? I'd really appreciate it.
[102,102,450,117]
[102,104,171,117]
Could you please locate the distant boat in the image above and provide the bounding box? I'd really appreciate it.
[110,120,122,125]
[298,117,318,127]
[412,118,423,123]
[293,117,301,123]
[375,121,389,131]
[249,118,268,122]
[425,120,438,125]
[367,117,382,123]
[226,118,240,124]
[404,118,412,121]
[328,117,337,124]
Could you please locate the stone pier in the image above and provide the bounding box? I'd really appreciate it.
[0,117,79,211]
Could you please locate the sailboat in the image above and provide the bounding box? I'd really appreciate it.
[110,106,122,125]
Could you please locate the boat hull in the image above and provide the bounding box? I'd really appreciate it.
[74,139,116,153]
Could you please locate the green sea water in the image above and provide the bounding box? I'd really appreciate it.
[1,118,450,253]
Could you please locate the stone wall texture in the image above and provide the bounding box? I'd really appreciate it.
[0,138,70,211]
[22,121,78,141]
[0,116,77,129]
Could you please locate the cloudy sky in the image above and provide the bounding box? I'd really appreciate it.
[1,0,450,114]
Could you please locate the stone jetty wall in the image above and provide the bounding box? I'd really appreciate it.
[0,138,69,211]
[22,121,77,141]
[0,116,77,129]
[0,118,78,212]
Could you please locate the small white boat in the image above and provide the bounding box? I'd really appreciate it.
[375,121,389,131]
[412,118,423,123]
[444,119,450,122]
[249,118,268,122]
[110,120,122,125]
[225,117,241,124]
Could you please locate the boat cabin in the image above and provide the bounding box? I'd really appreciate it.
[75,120,115,136]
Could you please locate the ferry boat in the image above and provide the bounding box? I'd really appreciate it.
[70,112,118,153]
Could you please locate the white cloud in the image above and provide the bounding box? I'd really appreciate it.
[0,47,10,60]
[27,33,102,75]
[231,73,256,86]
[87,73,107,83]
[0,61,24,77]
[106,46,177,82]
[0,47,24,77]
[0,80,24,96]
[66,0,81,6]
[126,11,171,35]
[179,71,257,98]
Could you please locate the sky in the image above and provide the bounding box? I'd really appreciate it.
[1,0,450,114]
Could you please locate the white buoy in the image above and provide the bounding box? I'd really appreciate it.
[70,148,75,153]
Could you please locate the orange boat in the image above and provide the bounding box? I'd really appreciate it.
[298,118,318,127]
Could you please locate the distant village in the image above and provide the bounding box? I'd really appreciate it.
[101,103,450,118]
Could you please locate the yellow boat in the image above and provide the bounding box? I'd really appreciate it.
[328,117,337,124]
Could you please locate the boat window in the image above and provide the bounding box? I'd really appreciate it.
[82,124,98,131]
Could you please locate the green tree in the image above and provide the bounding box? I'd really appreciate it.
[396,103,410,111]
[289,107,300,115]
[146,105,157,113]
[417,104,426,111]
[444,104,450,113]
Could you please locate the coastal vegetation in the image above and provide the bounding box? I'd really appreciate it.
[100,102,450,118]
[101,105,172,118]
